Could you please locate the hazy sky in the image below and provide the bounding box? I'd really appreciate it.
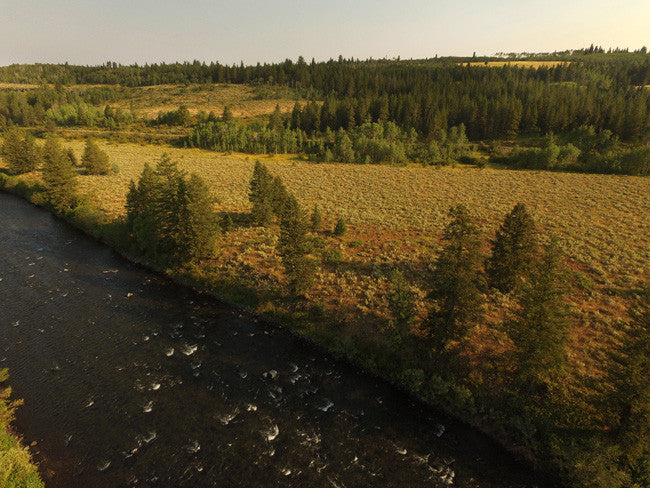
[1,0,649,66]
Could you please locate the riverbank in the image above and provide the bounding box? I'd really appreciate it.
[0,188,559,488]
[0,171,567,487]
[0,370,44,488]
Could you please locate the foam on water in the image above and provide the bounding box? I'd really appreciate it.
[262,424,279,442]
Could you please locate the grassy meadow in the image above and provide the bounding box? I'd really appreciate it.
[109,83,300,119]
[459,61,571,68]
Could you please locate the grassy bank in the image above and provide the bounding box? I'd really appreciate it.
[0,370,44,488]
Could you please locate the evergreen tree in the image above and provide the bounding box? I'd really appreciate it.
[152,153,186,260]
[425,205,486,354]
[278,194,318,295]
[290,102,302,130]
[1,129,41,174]
[222,105,234,122]
[387,269,415,346]
[41,136,78,213]
[126,157,219,265]
[81,138,111,175]
[249,160,275,226]
[333,216,347,236]
[179,173,219,262]
[508,237,569,388]
[487,203,538,292]
[126,162,160,254]
[268,104,284,131]
[270,175,289,215]
[310,204,322,230]
[334,130,355,163]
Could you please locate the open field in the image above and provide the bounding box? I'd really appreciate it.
[0,82,302,119]
[0,82,39,90]
[109,83,301,119]
[459,61,571,68]
[5,140,646,287]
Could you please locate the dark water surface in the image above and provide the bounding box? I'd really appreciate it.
[0,193,551,488]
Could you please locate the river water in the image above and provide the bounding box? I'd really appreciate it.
[0,193,552,488]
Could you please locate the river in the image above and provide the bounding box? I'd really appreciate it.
[0,193,553,488]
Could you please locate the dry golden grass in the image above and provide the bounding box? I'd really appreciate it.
[0,82,39,90]
[110,84,299,119]
[459,61,571,68]
[10,140,644,286]
[0,82,301,118]
[3,140,647,287]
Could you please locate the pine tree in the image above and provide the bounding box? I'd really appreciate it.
[425,205,486,354]
[222,105,234,122]
[270,176,289,216]
[310,204,322,230]
[81,138,111,175]
[127,158,218,265]
[42,136,78,213]
[291,102,302,130]
[249,160,275,226]
[333,217,347,236]
[179,173,219,262]
[487,203,538,292]
[126,163,160,255]
[334,130,355,163]
[153,153,186,260]
[508,237,569,388]
[387,269,415,345]
[278,194,317,295]
[1,129,41,174]
[268,104,284,131]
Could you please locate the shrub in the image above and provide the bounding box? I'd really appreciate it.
[69,202,107,235]
[333,217,347,236]
[322,247,343,264]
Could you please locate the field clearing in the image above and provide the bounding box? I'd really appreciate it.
[460,61,571,68]
[9,140,642,289]
[110,83,301,119]
[0,82,302,118]
[0,82,39,90]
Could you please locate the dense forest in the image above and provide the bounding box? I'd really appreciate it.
[0,50,648,174]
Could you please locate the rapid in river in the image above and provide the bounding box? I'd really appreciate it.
[0,193,553,487]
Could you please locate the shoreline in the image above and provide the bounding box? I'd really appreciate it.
[0,183,560,487]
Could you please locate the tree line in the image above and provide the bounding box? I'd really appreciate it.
[1,53,649,142]
[494,126,650,175]
[182,110,473,166]
[1,130,113,177]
